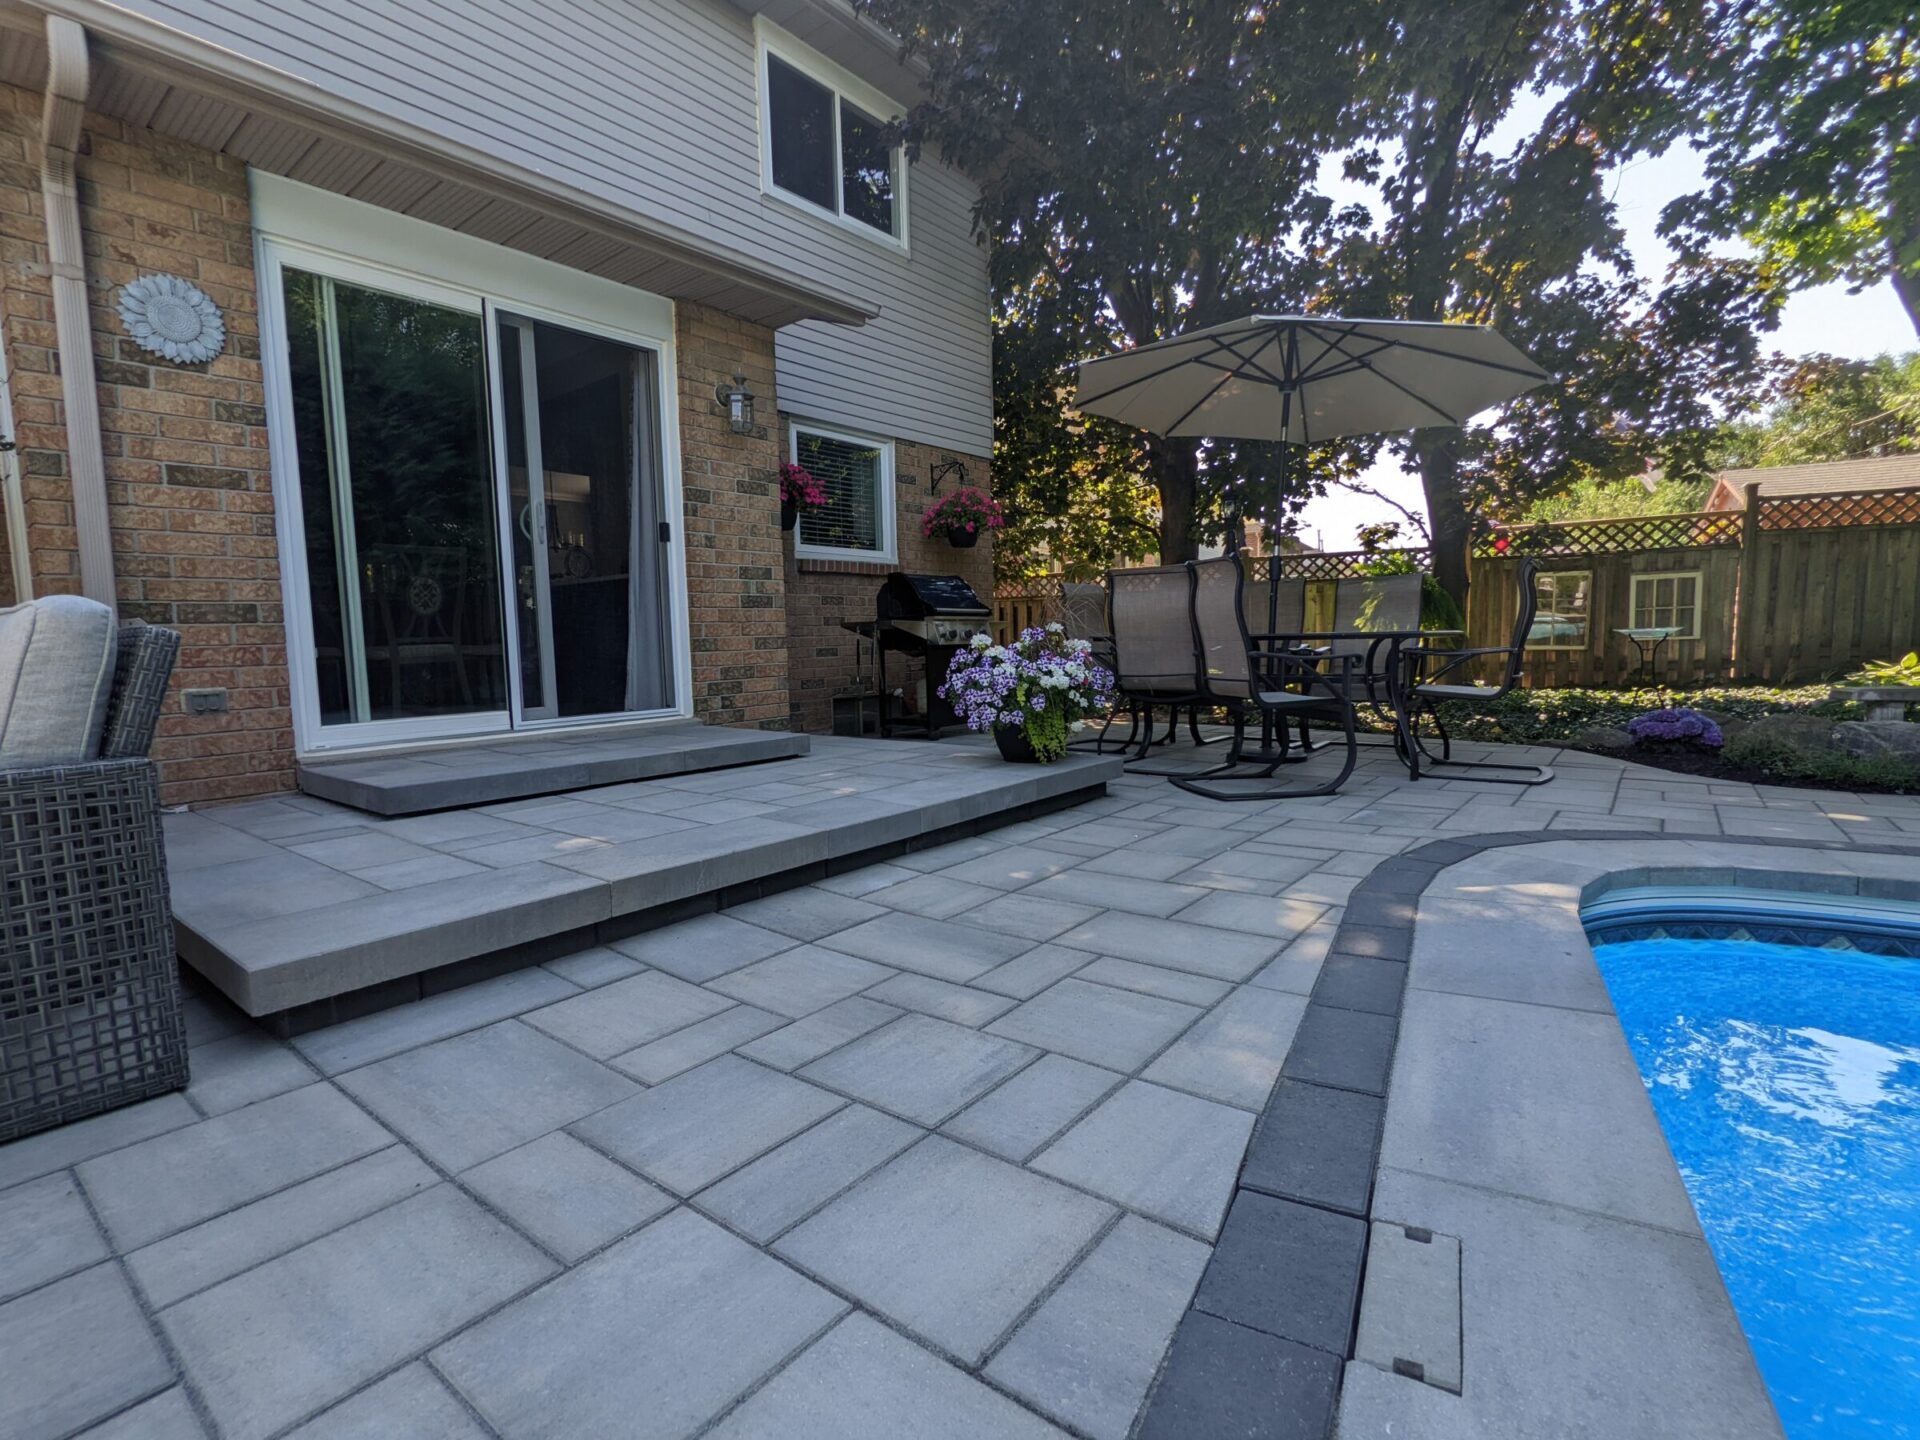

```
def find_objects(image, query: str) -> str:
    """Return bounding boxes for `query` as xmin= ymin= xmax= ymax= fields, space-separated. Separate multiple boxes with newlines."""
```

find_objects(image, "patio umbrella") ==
xmin=1072 ymin=313 xmax=1552 ymax=545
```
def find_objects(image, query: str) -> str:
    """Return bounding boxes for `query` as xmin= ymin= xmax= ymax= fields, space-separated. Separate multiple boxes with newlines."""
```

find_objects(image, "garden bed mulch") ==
xmin=1568 ymin=743 xmax=1920 ymax=797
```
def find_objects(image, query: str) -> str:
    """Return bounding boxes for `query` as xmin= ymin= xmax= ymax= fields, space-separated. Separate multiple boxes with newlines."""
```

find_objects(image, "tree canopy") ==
xmin=862 ymin=0 xmax=1792 ymax=598
xmin=1664 ymin=1 xmax=1920 ymax=335
xmin=859 ymin=0 xmax=1383 ymax=571
xmin=1710 ymin=351 xmax=1920 ymax=468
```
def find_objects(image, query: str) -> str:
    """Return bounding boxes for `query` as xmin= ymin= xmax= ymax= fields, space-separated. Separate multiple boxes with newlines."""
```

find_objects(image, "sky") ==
xmin=1286 ymin=140 xmax=1917 ymax=553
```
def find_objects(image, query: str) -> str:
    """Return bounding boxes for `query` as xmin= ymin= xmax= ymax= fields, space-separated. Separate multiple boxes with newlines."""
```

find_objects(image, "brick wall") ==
xmin=782 ymin=429 xmax=993 ymax=733
xmin=675 ymin=302 xmax=791 ymax=728
xmin=0 ymin=83 xmax=292 ymax=805
xmin=0 ymin=80 xmax=983 ymax=798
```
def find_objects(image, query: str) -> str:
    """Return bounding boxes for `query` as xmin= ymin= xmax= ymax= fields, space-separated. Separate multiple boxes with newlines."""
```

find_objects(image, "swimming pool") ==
xmin=1590 ymin=929 xmax=1920 ymax=1438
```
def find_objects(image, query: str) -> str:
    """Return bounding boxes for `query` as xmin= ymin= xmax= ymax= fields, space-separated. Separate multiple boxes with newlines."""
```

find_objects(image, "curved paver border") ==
xmin=1135 ymin=826 xmax=1920 ymax=1440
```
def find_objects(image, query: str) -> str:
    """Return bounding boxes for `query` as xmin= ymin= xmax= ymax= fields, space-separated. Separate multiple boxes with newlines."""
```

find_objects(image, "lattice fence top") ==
xmin=1757 ymin=486 xmax=1920 ymax=531
xmin=1474 ymin=511 xmax=1744 ymax=558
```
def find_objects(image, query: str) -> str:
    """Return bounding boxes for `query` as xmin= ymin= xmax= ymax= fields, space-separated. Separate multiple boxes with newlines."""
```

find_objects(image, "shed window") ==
xmin=1631 ymin=572 xmax=1701 ymax=639
xmin=1527 ymin=571 xmax=1591 ymax=650
xmin=762 ymin=48 xmax=903 ymax=241
xmin=793 ymin=423 xmax=895 ymax=561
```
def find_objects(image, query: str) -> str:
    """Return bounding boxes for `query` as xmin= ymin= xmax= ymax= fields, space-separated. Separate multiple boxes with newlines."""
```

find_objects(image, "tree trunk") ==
xmin=1150 ymin=439 xmax=1201 ymax=562
xmin=1417 ymin=433 xmax=1471 ymax=611
xmin=1892 ymin=259 xmax=1920 ymax=338
xmin=1889 ymin=140 xmax=1920 ymax=336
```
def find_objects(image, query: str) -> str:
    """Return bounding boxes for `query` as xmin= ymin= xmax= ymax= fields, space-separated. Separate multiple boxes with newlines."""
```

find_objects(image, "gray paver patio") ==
xmin=774 ymin=1135 xmax=1114 ymax=1362
xmin=9 ymin=735 xmax=1919 ymax=1437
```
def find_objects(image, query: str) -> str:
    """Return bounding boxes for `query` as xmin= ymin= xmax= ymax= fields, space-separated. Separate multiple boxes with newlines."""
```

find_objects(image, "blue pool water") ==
xmin=1592 ymin=936 xmax=1920 ymax=1437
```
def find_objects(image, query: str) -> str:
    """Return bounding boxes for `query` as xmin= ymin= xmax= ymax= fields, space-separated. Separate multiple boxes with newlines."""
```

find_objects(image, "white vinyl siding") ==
xmin=112 ymin=0 xmax=993 ymax=457
xmin=792 ymin=422 xmax=895 ymax=562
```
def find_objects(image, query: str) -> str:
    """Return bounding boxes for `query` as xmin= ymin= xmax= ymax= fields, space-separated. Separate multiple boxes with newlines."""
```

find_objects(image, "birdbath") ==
xmin=1615 ymin=627 xmax=1684 ymax=685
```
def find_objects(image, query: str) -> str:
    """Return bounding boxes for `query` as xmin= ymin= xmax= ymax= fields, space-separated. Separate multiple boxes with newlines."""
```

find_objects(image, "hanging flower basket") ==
xmin=941 ymin=625 xmax=1115 ymax=764
xmin=779 ymin=463 xmax=826 ymax=533
xmin=921 ymin=487 xmax=1004 ymax=548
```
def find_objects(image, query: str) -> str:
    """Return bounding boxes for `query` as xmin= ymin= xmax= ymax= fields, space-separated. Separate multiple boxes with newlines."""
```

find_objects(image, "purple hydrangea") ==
xmin=1626 ymin=707 xmax=1724 ymax=749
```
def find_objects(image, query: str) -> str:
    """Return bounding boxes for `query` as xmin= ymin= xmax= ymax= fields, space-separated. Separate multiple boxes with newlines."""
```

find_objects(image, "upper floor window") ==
xmin=760 ymin=36 xmax=906 ymax=245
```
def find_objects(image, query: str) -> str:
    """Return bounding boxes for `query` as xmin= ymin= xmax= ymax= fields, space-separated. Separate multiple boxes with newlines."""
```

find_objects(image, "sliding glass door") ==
xmin=489 ymin=311 xmax=675 ymax=723
xmin=273 ymin=259 xmax=678 ymax=749
xmin=282 ymin=269 xmax=508 ymax=729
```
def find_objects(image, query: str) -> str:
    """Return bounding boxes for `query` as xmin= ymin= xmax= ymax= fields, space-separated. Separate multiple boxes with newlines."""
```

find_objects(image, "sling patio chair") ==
xmin=1169 ymin=551 xmax=1362 ymax=801
xmin=1059 ymin=580 xmax=1129 ymax=753
xmin=1393 ymin=556 xmax=1555 ymax=785
xmin=1106 ymin=563 xmax=1224 ymax=771
xmin=1328 ymin=571 xmax=1424 ymax=724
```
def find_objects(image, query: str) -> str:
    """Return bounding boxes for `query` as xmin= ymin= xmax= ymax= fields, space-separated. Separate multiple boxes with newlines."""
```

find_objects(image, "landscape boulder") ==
xmin=1831 ymin=721 xmax=1920 ymax=764
xmin=1738 ymin=712 xmax=1841 ymax=752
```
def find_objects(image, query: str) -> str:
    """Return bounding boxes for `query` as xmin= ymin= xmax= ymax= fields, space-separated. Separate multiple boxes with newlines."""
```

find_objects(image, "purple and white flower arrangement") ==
xmin=1626 ymin=707 xmax=1724 ymax=750
xmin=940 ymin=624 xmax=1115 ymax=762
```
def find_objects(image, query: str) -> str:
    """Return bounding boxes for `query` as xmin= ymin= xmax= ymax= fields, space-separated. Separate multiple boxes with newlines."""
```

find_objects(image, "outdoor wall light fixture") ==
xmin=716 ymin=373 xmax=755 ymax=434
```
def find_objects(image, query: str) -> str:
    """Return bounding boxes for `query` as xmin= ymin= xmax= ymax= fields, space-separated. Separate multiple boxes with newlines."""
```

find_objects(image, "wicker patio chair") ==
xmin=1171 ymin=551 xmax=1360 ymax=801
xmin=2 ymin=621 xmax=187 ymax=1143
xmin=1395 ymin=557 xmax=1554 ymax=785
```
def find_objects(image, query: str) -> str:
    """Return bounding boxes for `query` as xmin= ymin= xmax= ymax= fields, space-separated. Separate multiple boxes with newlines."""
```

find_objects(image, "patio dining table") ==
xmin=1242 ymin=627 xmax=1465 ymax=772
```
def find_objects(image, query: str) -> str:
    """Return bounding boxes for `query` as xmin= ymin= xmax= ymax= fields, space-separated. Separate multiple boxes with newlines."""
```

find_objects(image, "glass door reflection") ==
xmin=490 ymin=310 xmax=674 ymax=722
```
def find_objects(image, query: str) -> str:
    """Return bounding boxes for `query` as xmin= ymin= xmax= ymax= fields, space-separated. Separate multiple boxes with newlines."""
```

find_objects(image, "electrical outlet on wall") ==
xmin=182 ymin=687 xmax=228 ymax=715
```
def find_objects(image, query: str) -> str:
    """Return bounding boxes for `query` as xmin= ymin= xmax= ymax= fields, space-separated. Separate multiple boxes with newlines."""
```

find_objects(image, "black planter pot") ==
xmin=993 ymin=724 xmax=1039 ymax=763
xmin=944 ymin=528 xmax=980 ymax=548
xmin=780 ymin=498 xmax=798 ymax=532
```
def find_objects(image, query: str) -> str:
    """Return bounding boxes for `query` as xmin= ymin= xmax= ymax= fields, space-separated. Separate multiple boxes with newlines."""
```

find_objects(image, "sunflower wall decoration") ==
xmin=117 ymin=274 xmax=226 ymax=365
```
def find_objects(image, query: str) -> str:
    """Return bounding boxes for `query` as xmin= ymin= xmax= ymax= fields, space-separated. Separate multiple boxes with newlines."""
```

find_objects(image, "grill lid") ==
xmin=877 ymin=572 xmax=989 ymax=619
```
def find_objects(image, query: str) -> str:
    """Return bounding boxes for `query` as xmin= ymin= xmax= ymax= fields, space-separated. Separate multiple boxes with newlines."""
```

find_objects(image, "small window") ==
xmin=1631 ymin=571 xmax=1701 ymax=639
xmin=1528 ymin=571 xmax=1591 ymax=650
xmin=793 ymin=423 xmax=895 ymax=561
xmin=761 ymin=38 xmax=905 ymax=242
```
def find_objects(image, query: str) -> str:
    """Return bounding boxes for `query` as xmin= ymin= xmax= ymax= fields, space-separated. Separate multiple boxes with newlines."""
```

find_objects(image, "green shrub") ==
xmin=1428 ymin=684 xmax=1850 ymax=744
xmin=1720 ymin=731 xmax=1920 ymax=792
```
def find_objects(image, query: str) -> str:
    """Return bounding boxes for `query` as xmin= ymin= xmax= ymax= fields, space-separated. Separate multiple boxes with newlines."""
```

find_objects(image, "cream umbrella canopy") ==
xmin=1074 ymin=313 xmax=1551 ymax=444
xmin=1073 ymin=313 xmax=1552 ymax=550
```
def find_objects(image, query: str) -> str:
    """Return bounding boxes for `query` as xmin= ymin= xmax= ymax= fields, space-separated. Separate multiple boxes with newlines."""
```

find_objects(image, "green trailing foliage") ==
xmin=1842 ymin=652 xmax=1920 ymax=688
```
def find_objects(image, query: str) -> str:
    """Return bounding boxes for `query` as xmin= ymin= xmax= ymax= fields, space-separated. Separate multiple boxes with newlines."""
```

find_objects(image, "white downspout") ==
xmin=40 ymin=15 xmax=113 ymax=608
xmin=0 ymin=317 xmax=30 ymax=602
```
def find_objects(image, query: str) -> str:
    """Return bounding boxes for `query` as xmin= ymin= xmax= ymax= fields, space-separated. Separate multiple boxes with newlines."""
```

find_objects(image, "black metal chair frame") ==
xmin=1393 ymin=557 xmax=1555 ymax=785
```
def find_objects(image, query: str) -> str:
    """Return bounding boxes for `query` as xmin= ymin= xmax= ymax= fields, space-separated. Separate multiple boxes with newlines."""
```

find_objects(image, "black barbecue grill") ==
xmin=875 ymin=573 xmax=993 ymax=737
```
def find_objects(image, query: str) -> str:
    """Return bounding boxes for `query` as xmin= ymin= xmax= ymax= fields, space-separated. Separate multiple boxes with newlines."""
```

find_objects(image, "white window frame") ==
xmin=790 ymin=419 xmax=897 ymax=564
xmin=1527 ymin=569 xmax=1593 ymax=651
xmin=755 ymin=18 xmax=911 ymax=253
xmin=251 ymin=173 xmax=694 ymax=756
xmin=1629 ymin=570 xmax=1703 ymax=641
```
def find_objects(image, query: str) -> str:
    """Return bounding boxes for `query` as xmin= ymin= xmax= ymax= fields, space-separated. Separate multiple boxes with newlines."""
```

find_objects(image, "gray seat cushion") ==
xmin=0 ymin=595 xmax=118 ymax=765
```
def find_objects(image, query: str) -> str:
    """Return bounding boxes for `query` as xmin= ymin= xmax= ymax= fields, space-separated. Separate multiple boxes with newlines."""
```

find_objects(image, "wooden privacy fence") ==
xmin=996 ymin=483 xmax=1920 ymax=686
xmin=1471 ymin=483 xmax=1920 ymax=687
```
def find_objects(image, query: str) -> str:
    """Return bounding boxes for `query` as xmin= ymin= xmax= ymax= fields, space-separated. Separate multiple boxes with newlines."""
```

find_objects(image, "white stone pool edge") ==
xmin=1337 ymin=838 xmax=1920 ymax=1439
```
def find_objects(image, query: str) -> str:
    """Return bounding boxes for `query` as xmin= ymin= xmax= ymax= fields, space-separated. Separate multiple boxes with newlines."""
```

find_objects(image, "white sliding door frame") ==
xmin=253 ymin=174 xmax=692 ymax=757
